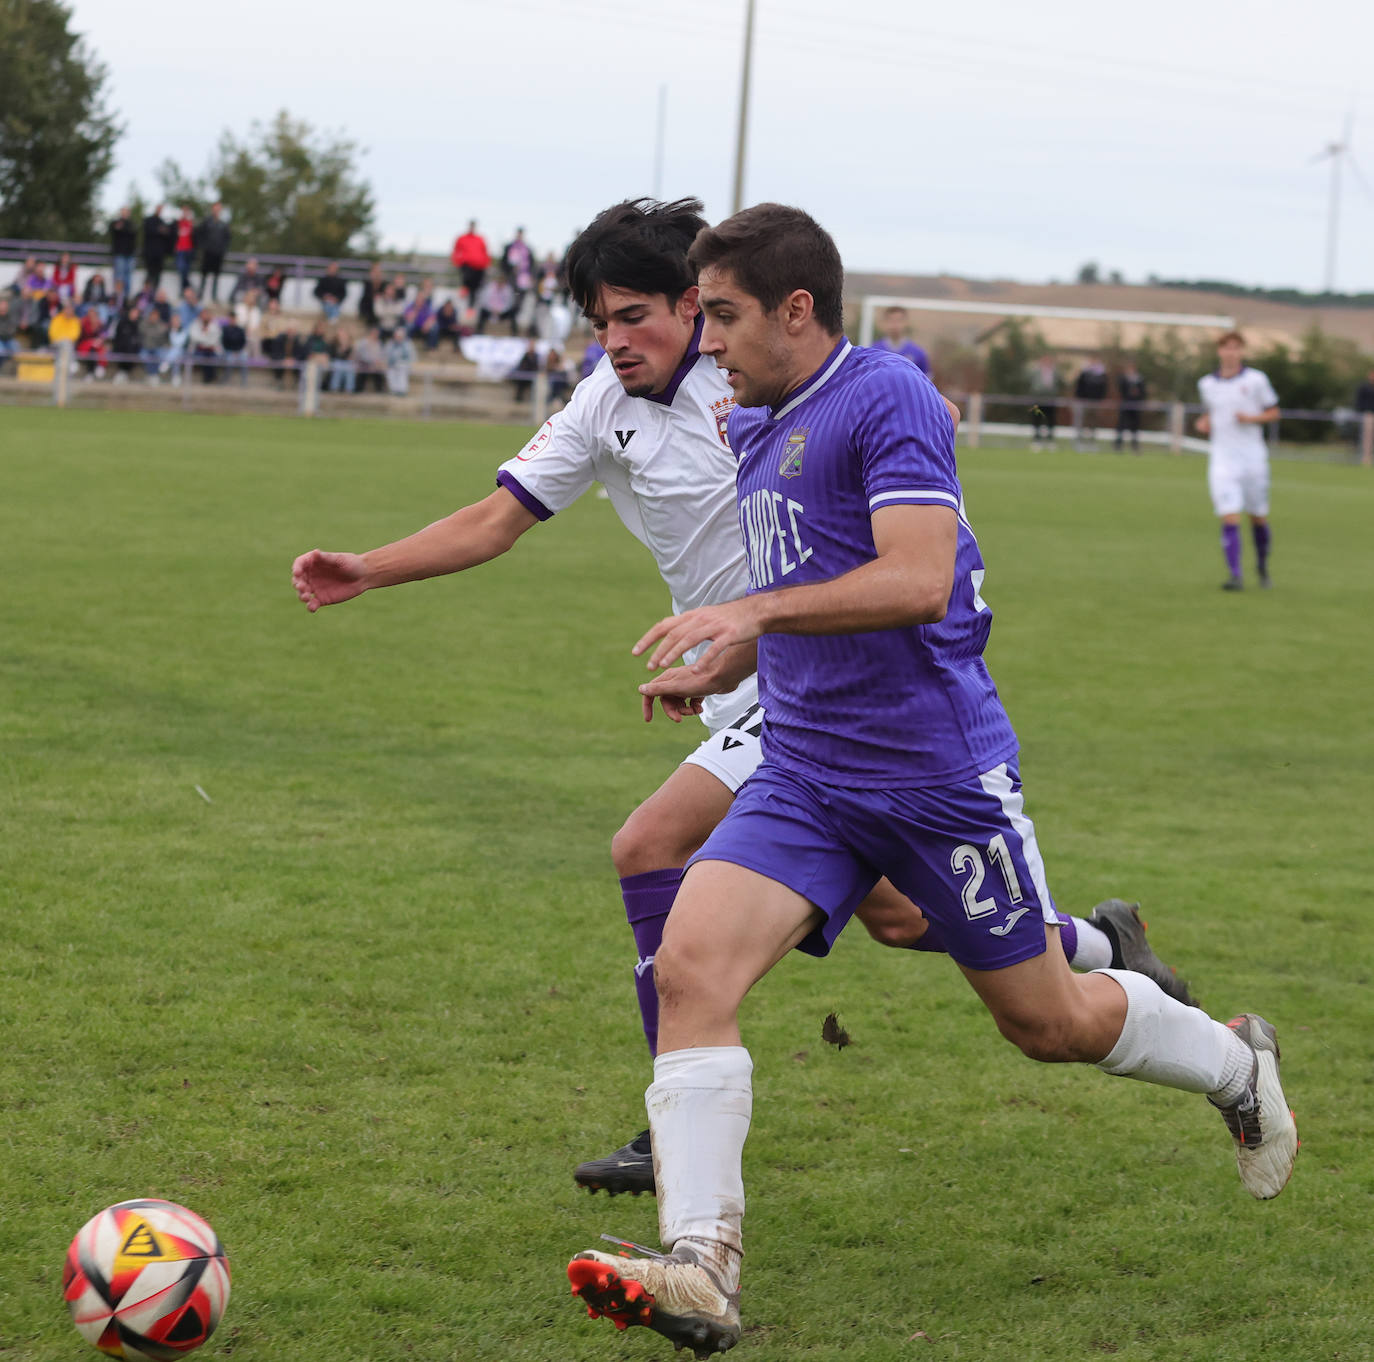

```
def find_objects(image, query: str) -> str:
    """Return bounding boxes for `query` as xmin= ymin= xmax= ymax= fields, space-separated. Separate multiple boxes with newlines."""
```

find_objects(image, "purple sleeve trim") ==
xmin=496 ymin=469 xmax=554 ymax=521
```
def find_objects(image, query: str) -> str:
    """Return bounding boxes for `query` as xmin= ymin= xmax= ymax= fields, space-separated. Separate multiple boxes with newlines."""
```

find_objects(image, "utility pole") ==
xmin=653 ymin=84 xmax=667 ymax=198
xmin=1323 ymin=144 xmax=1342 ymax=294
xmin=731 ymin=0 xmax=756 ymax=214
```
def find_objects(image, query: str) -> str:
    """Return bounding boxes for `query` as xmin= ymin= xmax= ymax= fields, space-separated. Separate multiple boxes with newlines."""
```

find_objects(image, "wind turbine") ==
xmin=1311 ymin=113 xmax=1371 ymax=294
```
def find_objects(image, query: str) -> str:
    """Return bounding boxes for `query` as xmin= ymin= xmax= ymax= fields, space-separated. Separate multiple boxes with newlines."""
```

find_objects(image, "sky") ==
xmin=69 ymin=0 xmax=1374 ymax=293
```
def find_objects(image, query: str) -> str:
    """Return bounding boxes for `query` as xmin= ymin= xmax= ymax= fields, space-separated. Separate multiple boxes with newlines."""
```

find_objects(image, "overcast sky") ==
xmin=70 ymin=0 xmax=1374 ymax=292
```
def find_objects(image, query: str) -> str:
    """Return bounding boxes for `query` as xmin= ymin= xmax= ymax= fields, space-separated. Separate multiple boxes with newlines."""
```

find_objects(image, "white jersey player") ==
xmin=1195 ymin=331 xmax=1280 ymax=590
xmin=290 ymin=197 xmax=1193 ymax=1201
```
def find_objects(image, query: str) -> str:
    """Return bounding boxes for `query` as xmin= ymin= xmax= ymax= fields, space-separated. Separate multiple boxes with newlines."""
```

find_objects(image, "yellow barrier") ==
xmin=16 ymin=353 xmax=55 ymax=383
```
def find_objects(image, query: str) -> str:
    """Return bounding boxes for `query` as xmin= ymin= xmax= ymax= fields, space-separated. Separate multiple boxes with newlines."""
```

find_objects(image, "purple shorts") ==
xmin=686 ymin=759 xmax=1058 ymax=970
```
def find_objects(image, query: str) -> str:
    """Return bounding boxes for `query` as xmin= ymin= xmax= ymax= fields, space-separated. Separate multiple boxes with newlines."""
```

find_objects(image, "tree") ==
xmin=982 ymin=318 xmax=1044 ymax=395
xmin=1076 ymin=261 xmax=1100 ymax=285
xmin=158 ymin=111 xmax=377 ymax=258
xmin=0 ymin=0 xmax=121 ymax=239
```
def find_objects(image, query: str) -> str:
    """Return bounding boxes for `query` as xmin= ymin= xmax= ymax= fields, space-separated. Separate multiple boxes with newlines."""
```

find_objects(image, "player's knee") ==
xmin=860 ymin=910 xmax=926 ymax=950
xmin=611 ymin=805 xmax=702 ymax=878
xmin=992 ymin=1009 xmax=1083 ymax=1064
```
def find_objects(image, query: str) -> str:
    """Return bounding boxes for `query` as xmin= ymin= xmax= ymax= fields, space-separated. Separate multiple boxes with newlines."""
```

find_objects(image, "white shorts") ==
xmin=1208 ymin=459 xmax=1269 ymax=517
xmin=681 ymin=701 xmax=765 ymax=794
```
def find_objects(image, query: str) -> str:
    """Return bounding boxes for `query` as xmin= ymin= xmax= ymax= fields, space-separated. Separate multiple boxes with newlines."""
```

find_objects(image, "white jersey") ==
xmin=496 ymin=327 xmax=757 ymax=732
xmin=1198 ymin=366 xmax=1279 ymax=465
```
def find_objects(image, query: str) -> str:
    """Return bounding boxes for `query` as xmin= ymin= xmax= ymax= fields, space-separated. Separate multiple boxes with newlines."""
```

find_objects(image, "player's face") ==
xmin=697 ymin=266 xmax=794 ymax=408
xmin=881 ymin=309 xmax=907 ymax=341
xmin=1217 ymin=339 xmax=1244 ymax=374
xmin=586 ymin=285 xmax=699 ymax=398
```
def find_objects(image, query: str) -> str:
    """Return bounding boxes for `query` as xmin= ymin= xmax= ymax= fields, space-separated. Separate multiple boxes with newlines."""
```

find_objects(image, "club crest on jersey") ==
xmin=518 ymin=420 xmax=554 ymax=460
xmin=779 ymin=427 xmax=808 ymax=479
xmin=710 ymin=396 xmax=736 ymax=449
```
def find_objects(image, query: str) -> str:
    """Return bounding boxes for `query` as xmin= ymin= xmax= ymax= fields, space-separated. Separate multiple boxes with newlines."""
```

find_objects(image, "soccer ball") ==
xmin=63 ymin=1199 xmax=231 ymax=1360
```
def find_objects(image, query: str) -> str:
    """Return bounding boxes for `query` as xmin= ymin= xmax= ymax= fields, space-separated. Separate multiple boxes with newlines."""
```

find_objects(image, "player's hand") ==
xmin=1233 ymin=411 xmax=1254 ymax=425
xmin=637 ymin=667 xmax=707 ymax=724
xmin=1194 ymin=413 xmax=1211 ymax=435
xmin=633 ymin=597 xmax=764 ymax=674
xmin=291 ymin=549 xmax=370 ymax=612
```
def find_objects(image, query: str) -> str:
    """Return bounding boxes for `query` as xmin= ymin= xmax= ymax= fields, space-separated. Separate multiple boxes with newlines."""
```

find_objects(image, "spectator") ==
xmin=533 ymin=253 xmax=563 ymax=337
xmin=0 ymin=297 xmax=17 ymax=372
xmin=177 ymin=286 xmax=201 ymax=331
xmin=358 ymin=262 xmax=386 ymax=328
xmin=544 ymin=346 xmax=570 ymax=404
xmin=385 ymin=325 xmax=415 ymax=395
xmin=76 ymin=308 xmax=111 ymax=379
xmin=109 ymin=206 xmax=138 ymax=298
xmin=430 ymin=297 xmax=463 ymax=350
xmin=509 ymin=338 xmax=541 ymax=402
xmin=165 ymin=313 xmax=190 ymax=384
xmin=142 ymin=205 xmax=173 ymax=290
xmin=1355 ymin=366 xmax=1374 ymax=458
xmin=502 ymin=227 xmax=535 ymax=330
xmin=404 ymin=283 xmax=436 ymax=344
xmin=230 ymin=256 xmax=263 ymax=303
xmin=138 ymin=305 xmax=172 ymax=380
xmin=111 ymin=305 xmax=142 ymax=382
xmin=373 ymin=283 xmax=403 ymax=336
xmin=188 ymin=307 xmax=223 ymax=382
xmin=302 ymin=318 xmax=331 ymax=357
xmin=390 ymin=272 xmax=410 ymax=305
xmin=263 ymin=315 xmax=297 ymax=387
xmin=198 ymin=202 xmax=232 ymax=300
xmin=47 ymin=297 xmax=81 ymax=350
xmin=220 ymin=308 xmax=249 ymax=385
xmin=451 ymin=219 xmax=490 ymax=312
xmin=1028 ymin=354 xmax=1059 ymax=450
xmin=173 ymin=205 xmax=196 ymax=293
xmin=233 ymin=288 xmax=263 ymax=358
xmin=1073 ymin=355 xmax=1109 ymax=449
xmin=872 ymin=304 xmax=930 ymax=374
xmin=328 ymin=324 xmax=357 ymax=393
xmin=27 ymin=287 xmax=59 ymax=347
xmin=52 ymin=252 xmax=78 ymax=300
xmin=1356 ymin=366 xmax=1374 ymax=415
xmin=150 ymin=286 xmax=173 ymax=324
xmin=81 ymin=273 xmax=113 ymax=324
xmin=262 ymin=265 xmax=286 ymax=306
xmin=314 ymin=262 xmax=348 ymax=320
xmin=580 ymin=338 xmax=606 ymax=381
xmin=353 ymin=326 xmax=385 ymax=392
xmin=1115 ymin=362 xmax=1147 ymax=453
xmin=476 ymin=275 xmax=514 ymax=335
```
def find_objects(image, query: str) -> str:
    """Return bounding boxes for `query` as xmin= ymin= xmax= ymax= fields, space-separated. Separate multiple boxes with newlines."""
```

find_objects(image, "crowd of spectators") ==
xmin=0 ymin=213 xmax=588 ymax=402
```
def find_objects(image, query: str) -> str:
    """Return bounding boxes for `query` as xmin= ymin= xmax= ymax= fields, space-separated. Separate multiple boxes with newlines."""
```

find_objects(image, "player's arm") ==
xmin=292 ymin=486 xmax=538 ymax=613
xmin=634 ymin=504 xmax=956 ymax=672
xmin=1236 ymin=405 xmax=1280 ymax=426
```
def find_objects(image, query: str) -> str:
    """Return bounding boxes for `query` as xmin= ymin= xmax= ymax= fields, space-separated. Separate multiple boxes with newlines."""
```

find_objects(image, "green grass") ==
xmin=2 ymin=407 xmax=1372 ymax=1362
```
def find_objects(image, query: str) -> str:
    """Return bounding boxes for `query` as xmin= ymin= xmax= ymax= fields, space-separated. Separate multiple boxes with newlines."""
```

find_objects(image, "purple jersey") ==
xmin=728 ymin=341 xmax=1017 ymax=787
xmin=872 ymin=336 xmax=930 ymax=375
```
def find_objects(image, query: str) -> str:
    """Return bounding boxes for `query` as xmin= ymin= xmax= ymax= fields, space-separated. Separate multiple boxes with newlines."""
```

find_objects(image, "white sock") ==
xmin=648 ymin=1045 xmax=752 ymax=1289
xmin=1067 ymin=917 xmax=1114 ymax=971
xmin=1094 ymin=967 xmax=1249 ymax=1095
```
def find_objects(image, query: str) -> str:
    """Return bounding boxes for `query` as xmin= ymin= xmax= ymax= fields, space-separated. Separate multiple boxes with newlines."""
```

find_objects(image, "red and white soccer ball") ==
xmin=63 ymin=1199 xmax=231 ymax=1360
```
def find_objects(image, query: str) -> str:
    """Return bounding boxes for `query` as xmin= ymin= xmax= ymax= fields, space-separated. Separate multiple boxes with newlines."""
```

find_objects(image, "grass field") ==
xmin=3 ymin=407 xmax=1374 ymax=1362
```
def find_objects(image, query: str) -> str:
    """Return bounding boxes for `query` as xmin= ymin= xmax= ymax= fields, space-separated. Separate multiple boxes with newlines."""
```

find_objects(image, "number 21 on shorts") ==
xmin=951 ymin=834 xmax=1024 ymax=919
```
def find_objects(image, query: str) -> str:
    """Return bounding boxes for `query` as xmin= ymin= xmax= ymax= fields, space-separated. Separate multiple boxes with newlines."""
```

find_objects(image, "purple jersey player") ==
xmin=567 ymin=204 xmax=1298 ymax=1357
xmin=872 ymin=303 xmax=929 ymax=374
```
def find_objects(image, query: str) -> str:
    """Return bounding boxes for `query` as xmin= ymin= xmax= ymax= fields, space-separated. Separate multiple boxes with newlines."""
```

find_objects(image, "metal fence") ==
xmin=948 ymin=392 xmax=1374 ymax=464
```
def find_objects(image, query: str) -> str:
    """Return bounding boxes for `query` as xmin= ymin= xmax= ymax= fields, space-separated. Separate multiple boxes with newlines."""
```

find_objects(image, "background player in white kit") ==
xmin=1195 ymin=331 xmax=1280 ymax=590
xmin=291 ymin=198 xmax=1192 ymax=1199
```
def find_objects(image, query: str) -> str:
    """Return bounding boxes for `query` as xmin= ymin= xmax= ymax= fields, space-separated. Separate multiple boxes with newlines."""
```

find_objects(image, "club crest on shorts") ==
xmin=779 ymin=427 xmax=808 ymax=479
xmin=711 ymin=396 xmax=736 ymax=449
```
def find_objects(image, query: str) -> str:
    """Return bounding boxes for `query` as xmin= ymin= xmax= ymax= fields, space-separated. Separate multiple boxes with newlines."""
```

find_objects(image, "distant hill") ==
xmin=844 ymin=272 xmax=1374 ymax=351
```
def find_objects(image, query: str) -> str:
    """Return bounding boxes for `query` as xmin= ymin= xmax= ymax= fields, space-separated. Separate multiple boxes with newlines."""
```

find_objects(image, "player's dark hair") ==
xmin=688 ymin=203 xmax=844 ymax=335
xmin=564 ymin=198 xmax=707 ymax=315
xmin=1217 ymin=329 xmax=1246 ymax=347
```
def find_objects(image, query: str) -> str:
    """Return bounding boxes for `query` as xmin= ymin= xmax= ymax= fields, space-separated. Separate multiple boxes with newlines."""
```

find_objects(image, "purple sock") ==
xmin=1221 ymin=523 xmax=1242 ymax=580
xmin=620 ymin=868 xmax=682 ymax=1057
xmin=1054 ymin=910 xmax=1077 ymax=962
xmin=1252 ymin=521 xmax=1271 ymax=575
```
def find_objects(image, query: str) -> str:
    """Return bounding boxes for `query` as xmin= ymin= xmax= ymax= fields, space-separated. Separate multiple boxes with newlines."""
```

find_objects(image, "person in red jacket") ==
xmin=174 ymin=206 xmax=196 ymax=294
xmin=450 ymin=220 xmax=490 ymax=316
